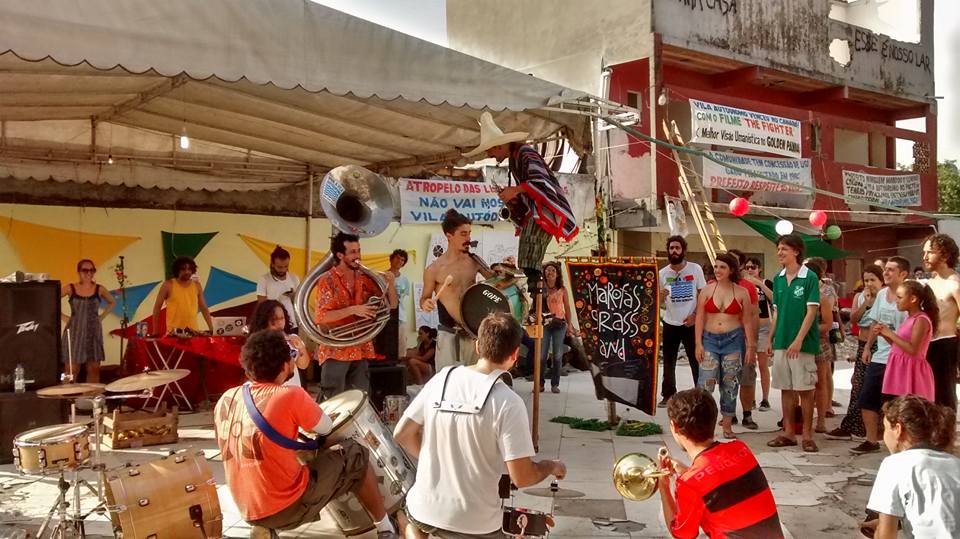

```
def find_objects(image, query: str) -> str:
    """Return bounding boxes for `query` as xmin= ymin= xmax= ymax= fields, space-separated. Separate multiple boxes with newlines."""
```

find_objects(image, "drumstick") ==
xmin=436 ymin=275 xmax=454 ymax=297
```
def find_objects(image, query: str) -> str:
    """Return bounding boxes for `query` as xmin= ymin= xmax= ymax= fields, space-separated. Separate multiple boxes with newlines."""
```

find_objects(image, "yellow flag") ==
xmin=238 ymin=234 xmax=399 ymax=276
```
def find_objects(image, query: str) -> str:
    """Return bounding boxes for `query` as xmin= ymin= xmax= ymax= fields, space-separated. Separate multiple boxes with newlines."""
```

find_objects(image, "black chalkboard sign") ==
xmin=566 ymin=258 xmax=660 ymax=415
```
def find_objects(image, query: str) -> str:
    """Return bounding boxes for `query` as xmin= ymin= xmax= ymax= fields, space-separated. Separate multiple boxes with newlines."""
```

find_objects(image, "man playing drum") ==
xmin=395 ymin=312 xmax=566 ymax=538
xmin=421 ymin=209 xmax=494 ymax=368
xmin=214 ymin=330 xmax=398 ymax=538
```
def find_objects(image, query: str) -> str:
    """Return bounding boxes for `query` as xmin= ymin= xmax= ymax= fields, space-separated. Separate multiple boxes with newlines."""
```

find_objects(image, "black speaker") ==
xmin=0 ymin=282 xmax=62 ymax=392
xmin=368 ymin=363 xmax=406 ymax=412
xmin=0 ymin=391 xmax=68 ymax=464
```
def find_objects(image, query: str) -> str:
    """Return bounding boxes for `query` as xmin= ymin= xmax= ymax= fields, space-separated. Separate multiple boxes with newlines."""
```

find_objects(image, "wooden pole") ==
xmin=530 ymin=279 xmax=544 ymax=452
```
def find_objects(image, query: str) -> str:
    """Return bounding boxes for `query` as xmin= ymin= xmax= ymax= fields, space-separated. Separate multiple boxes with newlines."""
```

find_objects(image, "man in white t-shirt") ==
xmin=658 ymin=235 xmax=707 ymax=407
xmin=256 ymin=246 xmax=301 ymax=330
xmin=394 ymin=312 xmax=566 ymax=538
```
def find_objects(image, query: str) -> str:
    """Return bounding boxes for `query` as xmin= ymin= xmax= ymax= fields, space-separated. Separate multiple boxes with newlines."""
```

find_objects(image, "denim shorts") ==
xmin=698 ymin=327 xmax=745 ymax=417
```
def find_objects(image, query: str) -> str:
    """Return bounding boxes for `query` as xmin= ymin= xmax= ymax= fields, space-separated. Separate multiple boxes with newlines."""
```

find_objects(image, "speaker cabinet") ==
xmin=0 ymin=391 xmax=68 ymax=464
xmin=0 ymin=282 xmax=62 ymax=392
xmin=368 ymin=363 xmax=406 ymax=413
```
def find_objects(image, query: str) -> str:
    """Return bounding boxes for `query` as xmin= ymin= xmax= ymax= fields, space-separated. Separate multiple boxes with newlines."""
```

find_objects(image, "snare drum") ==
xmin=461 ymin=277 xmax=528 ymax=337
xmin=321 ymin=390 xmax=416 ymax=535
xmin=12 ymin=423 xmax=90 ymax=475
xmin=104 ymin=449 xmax=221 ymax=539
xmin=503 ymin=507 xmax=549 ymax=538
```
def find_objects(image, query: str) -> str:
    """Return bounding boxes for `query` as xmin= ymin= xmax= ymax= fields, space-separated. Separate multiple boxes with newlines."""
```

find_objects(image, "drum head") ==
xmin=15 ymin=423 xmax=88 ymax=445
xmin=322 ymin=390 xmax=367 ymax=432
xmin=461 ymin=283 xmax=511 ymax=337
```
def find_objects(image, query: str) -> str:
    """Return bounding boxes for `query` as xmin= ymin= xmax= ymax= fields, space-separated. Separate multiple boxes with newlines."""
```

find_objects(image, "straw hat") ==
xmin=463 ymin=112 xmax=529 ymax=158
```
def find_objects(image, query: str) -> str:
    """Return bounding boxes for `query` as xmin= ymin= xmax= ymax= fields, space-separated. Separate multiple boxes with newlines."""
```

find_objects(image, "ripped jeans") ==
xmin=698 ymin=327 xmax=745 ymax=417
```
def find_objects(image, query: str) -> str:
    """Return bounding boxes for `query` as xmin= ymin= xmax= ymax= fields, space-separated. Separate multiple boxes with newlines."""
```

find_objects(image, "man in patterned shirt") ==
xmin=315 ymin=232 xmax=396 ymax=401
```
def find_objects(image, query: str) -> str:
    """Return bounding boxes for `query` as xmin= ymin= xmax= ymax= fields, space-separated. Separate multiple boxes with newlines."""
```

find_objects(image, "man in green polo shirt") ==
xmin=767 ymin=233 xmax=821 ymax=452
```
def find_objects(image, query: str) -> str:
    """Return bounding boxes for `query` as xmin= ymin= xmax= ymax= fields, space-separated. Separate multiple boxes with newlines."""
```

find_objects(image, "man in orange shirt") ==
xmin=214 ymin=330 xmax=397 ymax=538
xmin=315 ymin=232 xmax=396 ymax=401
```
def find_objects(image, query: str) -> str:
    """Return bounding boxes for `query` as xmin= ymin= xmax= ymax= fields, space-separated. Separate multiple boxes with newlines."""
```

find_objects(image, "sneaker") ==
xmin=758 ymin=400 xmax=771 ymax=412
xmin=551 ymin=386 xmax=561 ymax=394
xmin=657 ymin=398 xmax=669 ymax=408
xmin=742 ymin=416 xmax=759 ymax=430
xmin=825 ymin=427 xmax=852 ymax=440
xmin=850 ymin=441 xmax=881 ymax=455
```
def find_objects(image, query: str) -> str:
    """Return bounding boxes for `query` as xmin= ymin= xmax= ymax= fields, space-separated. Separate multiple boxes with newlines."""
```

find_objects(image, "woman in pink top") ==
xmin=876 ymin=281 xmax=938 ymax=400
xmin=542 ymin=261 xmax=573 ymax=393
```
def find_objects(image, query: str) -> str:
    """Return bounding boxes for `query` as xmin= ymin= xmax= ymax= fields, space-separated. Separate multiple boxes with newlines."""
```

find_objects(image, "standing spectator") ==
xmin=250 ymin=300 xmax=310 ymax=388
xmin=827 ymin=265 xmax=884 ymax=440
xmin=863 ymin=395 xmax=959 ymax=539
xmin=920 ymin=233 xmax=960 ymax=411
xmin=542 ymin=261 xmax=573 ymax=394
xmin=694 ymin=253 xmax=755 ymax=439
xmin=151 ymin=256 xmax=213 ymax=335
xmin=766 ymin=234 xmax=821 ymax=453
xmin=388 ymin=249 xmax=412 ymax=358
xmin=852 ymin=257 xmax=910 ymax=455
xmin=256 ymin=246 xmax=300 ymax=331
xmin=878 ymin=281 xmax=938 ymax=400
xmin=726 ymin=249 xmax=760 ymax=428
xmin=804 ymin=257 xmax=837 ymax=434
xmin=61 ymin=259 xmax=116 ymax=383
xmin=658 ymin=235 xmax=707 ymax=407
xmin=741 ymin=257 xmax=774 ymax=413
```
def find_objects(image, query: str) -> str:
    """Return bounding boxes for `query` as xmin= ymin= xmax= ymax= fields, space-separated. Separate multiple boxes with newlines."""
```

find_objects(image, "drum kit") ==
xmin=10 ymin=368 xmax=222 ymax=539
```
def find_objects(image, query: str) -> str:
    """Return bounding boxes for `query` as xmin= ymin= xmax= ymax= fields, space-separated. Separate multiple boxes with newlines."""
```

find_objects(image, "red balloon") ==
xmin=729 ymin=197 xmax=750 ymax=217
xmin=809 ymin=210 xmax=827 ymax=227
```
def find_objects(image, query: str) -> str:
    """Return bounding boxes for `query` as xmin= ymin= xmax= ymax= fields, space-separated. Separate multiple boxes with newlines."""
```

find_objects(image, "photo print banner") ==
xmin=566 ymin=258 xmax=660 ymax=415
xmin=702 ymin=151 xmax=812 ymax=193
xmin=842 ymin=170 xmax=921 ymax=207
xmin=690 ymin=99 xmax=802 ymax=158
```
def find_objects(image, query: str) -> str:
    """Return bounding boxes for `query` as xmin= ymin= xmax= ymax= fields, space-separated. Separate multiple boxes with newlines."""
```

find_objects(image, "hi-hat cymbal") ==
xmin=105 ymin=369 xmax=190 ymax=392
xmin=523 ymin=486 xmax=585 ymax=499
xmin=37 ymin=383 xmax=106 ymax=399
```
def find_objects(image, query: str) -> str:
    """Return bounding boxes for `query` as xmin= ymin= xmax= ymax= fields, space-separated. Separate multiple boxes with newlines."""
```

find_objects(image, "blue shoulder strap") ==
xmin=242 ymin=383 xmax=318 ymax=451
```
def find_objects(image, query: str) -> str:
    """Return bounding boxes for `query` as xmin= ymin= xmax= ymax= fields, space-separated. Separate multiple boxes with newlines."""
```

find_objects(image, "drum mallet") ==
xmin=436 ymin=275 xmax=454 ymax=297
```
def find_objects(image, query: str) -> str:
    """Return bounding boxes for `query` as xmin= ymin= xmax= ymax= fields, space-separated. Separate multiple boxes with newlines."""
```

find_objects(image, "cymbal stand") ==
xmin=37 ymin=469 xmax=85 ymax=539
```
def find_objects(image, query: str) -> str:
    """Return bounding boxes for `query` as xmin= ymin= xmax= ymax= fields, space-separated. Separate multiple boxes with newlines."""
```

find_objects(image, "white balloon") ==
xmin=775 ymin=219 xmax=794 ymax=235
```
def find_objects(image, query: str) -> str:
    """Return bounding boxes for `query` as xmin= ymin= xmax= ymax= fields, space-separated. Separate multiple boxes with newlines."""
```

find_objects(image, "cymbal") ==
xmin=37 ymin=383 xmax=106 ymax=399
xmin=523 ymin=486 xmax=585 ymax=499
xmin=105 ymin=369 xmax=190 ymax=392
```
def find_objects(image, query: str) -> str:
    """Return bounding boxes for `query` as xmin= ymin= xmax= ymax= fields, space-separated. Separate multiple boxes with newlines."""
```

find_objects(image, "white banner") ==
xmin=413 ymin=282 xmax=438 ymax=329
xmin=842 ymin=170 xmax=921 ymax=207
xmin=689 ymin=99 xmax=802 ymax=158
xmin=702 ymin=151 xmax=812 ymax=193
xmin=663 ymin=194 xmax=689 ymax=237
xmin=399 ymin=178 xmax=505 ymax=224
xmin=425 ymin=231 xmax=518 ymax=269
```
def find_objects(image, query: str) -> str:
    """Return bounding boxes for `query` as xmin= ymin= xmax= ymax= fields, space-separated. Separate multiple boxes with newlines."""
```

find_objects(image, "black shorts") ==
xmin=858 ymin=362 xmax=890 ymax=412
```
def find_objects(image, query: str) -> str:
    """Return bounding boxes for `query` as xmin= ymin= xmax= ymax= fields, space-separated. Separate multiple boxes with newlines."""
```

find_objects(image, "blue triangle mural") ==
xmin=110 ymin=281 xmax=160 ymax=320
xmin=204 ymin=266 xmax=257 ymax=307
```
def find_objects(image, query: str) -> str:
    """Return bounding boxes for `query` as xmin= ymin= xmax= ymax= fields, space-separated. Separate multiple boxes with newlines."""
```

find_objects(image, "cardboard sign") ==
xmin=690 ymin=99 xmax=802 ymax=158
xmin=566 ymin=259 xmax=660 ymax=415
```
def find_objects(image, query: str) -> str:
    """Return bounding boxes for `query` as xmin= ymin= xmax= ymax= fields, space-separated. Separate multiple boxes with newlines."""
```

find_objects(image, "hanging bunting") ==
xmin=204 ymin=266 xmax=257 ymax=307
xmin=3 ymin=217 xmax=139 ymax=283
xmin=161 ymin=231 xmax=217 ymax=278
xmin=110 ymin=281 xmax=160 ymax=319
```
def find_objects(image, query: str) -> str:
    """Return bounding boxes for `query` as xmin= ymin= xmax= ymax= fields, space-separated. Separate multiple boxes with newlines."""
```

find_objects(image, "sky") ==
xmin=314 ymin=0 xmax=958 ymax=164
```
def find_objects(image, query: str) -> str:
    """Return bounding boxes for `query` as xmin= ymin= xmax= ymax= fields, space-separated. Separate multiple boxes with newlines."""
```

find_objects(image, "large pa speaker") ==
xmin=0 ymin=391 xmax=68 ymax=464
xmin=0 ymin=282 xmax=61 ymax=392
xmin=368 ymin=362 xmax=406 ymax=413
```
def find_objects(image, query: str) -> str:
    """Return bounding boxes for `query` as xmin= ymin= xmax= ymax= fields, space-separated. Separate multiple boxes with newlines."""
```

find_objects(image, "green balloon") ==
xmin=825 ymin=225 xmax=842 ymax=240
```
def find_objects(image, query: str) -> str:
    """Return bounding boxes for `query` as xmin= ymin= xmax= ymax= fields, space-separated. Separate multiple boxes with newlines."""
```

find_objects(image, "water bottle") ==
xmin=829 ymin=321 xmax=843 ymax=344
xmin=14 ymin=364 xmax=25 ymax=393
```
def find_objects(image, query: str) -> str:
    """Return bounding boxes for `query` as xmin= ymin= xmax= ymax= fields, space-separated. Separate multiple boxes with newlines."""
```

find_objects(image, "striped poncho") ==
xmin=508 ymin=144 xmax=579 ymax=241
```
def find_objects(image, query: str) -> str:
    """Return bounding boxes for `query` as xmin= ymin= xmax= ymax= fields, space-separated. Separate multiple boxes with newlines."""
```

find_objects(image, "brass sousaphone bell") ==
xmin=612 ymin=449 xmax=672 ymax=501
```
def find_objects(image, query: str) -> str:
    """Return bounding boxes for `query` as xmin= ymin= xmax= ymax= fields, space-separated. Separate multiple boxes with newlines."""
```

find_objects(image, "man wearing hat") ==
xmin=464 ymin=112 xmax=579 ymax=283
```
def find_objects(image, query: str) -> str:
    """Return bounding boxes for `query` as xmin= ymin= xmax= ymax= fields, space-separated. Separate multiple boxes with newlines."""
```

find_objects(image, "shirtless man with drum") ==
xmin=921 ymin=233 xmax=960 ymax=410
xmin=421 ymin=209 xmax=494 ymax=369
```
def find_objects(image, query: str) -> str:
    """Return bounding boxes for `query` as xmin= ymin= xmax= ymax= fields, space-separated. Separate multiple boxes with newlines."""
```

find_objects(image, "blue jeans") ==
xmin=698 ymin=327 xmax=745 ymax=417
xmin=540 ymin=321 xmax=567 ymax=388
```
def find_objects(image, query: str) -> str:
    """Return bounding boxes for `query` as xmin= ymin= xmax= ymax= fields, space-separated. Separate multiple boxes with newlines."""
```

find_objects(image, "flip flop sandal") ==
xmin=723 ymin=431 xmax=738 ymax=440
xmin=802 ymin=440 xmax=819 ymax=453
xmin=767 ymin=436 xmax=798 ymax=447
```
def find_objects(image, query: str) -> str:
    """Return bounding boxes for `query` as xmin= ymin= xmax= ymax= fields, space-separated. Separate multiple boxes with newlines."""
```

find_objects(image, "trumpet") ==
xmin=612 ymin=447 xmax=672 ymax=501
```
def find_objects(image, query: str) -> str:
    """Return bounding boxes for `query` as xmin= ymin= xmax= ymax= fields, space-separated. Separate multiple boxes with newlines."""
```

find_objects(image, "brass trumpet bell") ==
xmin=612 ymin=452 xmax=670 ymax=501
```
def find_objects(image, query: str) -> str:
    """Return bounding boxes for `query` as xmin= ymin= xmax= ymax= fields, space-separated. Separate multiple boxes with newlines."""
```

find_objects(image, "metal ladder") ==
xmin=662 ymin=120 xmax=726 ymax=265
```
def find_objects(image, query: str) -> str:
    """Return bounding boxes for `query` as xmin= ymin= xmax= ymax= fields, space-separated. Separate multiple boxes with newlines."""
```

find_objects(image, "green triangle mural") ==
xmin=161 ymin=231 xmax=218 ymax=278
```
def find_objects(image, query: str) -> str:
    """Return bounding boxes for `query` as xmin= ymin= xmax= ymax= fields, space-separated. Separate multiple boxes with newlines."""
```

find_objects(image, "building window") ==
xmin=627 ymin=91 xmax=641 ymax=109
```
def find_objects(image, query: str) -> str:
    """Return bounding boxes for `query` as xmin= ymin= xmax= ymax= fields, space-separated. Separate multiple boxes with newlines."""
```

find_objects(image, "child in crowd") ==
xmin=876 ymin=281 xmax=938 ymax=400
xmin=657 ymin=388 xmax=783 ymax=538
xmin=865 ymin=395 xmax=960 ymax=538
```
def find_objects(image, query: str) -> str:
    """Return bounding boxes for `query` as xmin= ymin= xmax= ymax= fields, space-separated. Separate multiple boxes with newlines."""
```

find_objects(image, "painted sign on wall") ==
xmin=702 ymin=151 xmax=812 ymax=193
xmin=842 ymin=170 xmax=921 ymax=207
xmin=399 ymin=178 xmax=506 ymax=224
xmin=689 ymin=99 xmax=802 ymax=159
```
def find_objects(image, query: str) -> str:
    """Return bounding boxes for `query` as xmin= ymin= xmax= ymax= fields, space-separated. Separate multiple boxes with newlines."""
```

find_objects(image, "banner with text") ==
xmin=690 ymin=99 xmax=802 ymax=159
xmin=399 ymin=178 xmax=506 ymax=224
xmin=566 ymin=259 xmax=660 ymax=415
xmin=842 ymin=170 xmax=921 ymax=207
xmin=702 ymin=151 xmax=812 ymax=193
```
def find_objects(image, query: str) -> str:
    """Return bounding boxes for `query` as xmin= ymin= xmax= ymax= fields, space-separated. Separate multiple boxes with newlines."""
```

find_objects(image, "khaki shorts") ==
xmin=771 ymin=349 xmax=817 ymax=391
xmin=436 ymin=328 xmax=478 ymax=369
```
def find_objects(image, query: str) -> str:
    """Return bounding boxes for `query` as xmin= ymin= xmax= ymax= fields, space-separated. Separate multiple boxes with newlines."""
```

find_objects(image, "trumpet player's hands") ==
xmin=421 ymin=297 xmax=437 ymax=313
xmin=349 ymin=304 xmax=378 ymax=319
xmin=498 ymin=186 xmax=524 ymax=202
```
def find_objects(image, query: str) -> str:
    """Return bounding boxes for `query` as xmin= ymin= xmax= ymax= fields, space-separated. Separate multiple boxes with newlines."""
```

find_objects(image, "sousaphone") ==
xmin=294 ymin=165 xmax=394 ymax=348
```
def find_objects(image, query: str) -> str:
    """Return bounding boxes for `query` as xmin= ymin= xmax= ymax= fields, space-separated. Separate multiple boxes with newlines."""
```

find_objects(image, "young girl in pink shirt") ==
xmin=875 ymin=281 xmax=938 ymax=400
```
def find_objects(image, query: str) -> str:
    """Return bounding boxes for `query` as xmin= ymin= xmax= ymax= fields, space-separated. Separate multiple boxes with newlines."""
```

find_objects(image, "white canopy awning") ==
xmin=0 ymin=0 xmax=589 ymax=195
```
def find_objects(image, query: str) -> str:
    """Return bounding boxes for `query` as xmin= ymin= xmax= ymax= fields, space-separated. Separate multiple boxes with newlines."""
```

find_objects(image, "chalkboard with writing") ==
xmin=566 ymin=258 xmax=660 ymax=415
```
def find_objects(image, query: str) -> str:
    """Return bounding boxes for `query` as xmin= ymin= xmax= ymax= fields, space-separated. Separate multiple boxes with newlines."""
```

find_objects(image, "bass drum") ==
xmin=461 ymin=277 xmax=527 ymax=337
xmin=104 ymin=448 xmax=222 ymax=539
xmin=320 ymin=390 xmax=416 ymax=536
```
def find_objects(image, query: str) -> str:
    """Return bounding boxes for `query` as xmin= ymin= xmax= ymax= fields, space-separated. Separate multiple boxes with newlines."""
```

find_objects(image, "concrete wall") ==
xmin=653 ymin=0 xmax=934 ymax=98
xmin=445 ymin=0 xmax=654 ymax=94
